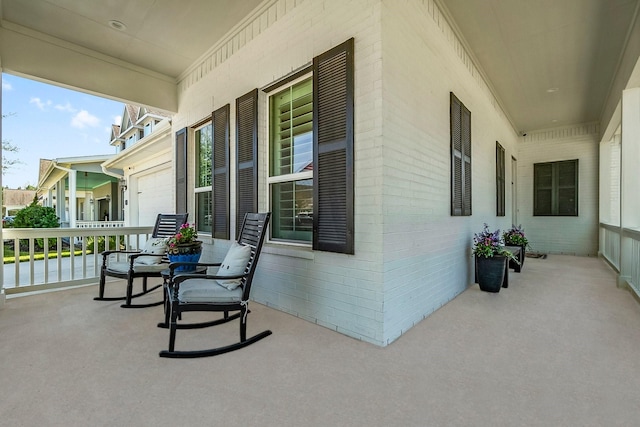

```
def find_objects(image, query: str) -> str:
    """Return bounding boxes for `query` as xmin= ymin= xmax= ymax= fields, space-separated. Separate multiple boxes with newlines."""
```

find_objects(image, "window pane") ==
xmin=535 ymin=189 xmax=552 ymax=215
xmin=558 ymin=188 xmax=577 ymax=215
xmin=196 ymin=191 xmax=212 ymax=233
xmin=271 ymin=179 xmax=313 ymax=242
xmin=196 ymin=125 xmax=212 ymax=187
xmin=534 ymin=163 xmax=552 ymax=187
xmin=270 ymin=79 xmax=313 ymax=177
xmin=558 ymin=161 xmax=576 ymax=186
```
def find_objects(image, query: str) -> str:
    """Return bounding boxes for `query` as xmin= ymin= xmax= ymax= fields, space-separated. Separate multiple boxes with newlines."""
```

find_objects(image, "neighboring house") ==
xmin=102 ymin=105 xmax=172 ymax=226
xmin=37 ymin=157 xmax=122 ymax=227
xmin=3 ymin=189 xmax=36 ymax=216
xmin=1 ymin=0 xmax=639 ymax=347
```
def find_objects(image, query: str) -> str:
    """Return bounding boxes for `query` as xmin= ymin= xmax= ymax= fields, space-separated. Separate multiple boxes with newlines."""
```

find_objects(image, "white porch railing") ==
xmin=599 ymin=223 xmax=640 ymax=298
xmin=621 ymin=227 xmax=640 ymax=297
xmin=77 ymin=221 xmax=125 ymax=228
xmin=2 ymin=226 xmax=154 ymax=295
xmin=599 ymin=223 xmax=620 ymax=270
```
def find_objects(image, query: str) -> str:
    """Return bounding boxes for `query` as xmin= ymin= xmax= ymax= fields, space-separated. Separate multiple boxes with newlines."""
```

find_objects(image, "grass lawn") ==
xmin=3 ymin=247 xmax=92 ymax=264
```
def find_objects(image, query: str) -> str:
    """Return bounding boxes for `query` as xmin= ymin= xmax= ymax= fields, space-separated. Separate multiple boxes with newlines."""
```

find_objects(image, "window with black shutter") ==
xmin=175 ymin=127 xmax=188 ymax=214
xmin=212 ymin=105 xmax=230 ymax=239
xmin=496 ymin=142 xmax=505 ymax=217
xmin=266 ymin=38 xmax=354 ymax=254
xmin=534 ymin=160 xmax=578 ymax=216
xmin=450 ymin=93 xmax=472 ymax=216
xmin=236 ymin=89 xmax=258 ymax=237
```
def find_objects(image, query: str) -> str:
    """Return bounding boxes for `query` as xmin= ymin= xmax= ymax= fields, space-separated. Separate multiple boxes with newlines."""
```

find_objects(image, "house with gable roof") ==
xmin=102 ymin=104 xmax=172 ymax=226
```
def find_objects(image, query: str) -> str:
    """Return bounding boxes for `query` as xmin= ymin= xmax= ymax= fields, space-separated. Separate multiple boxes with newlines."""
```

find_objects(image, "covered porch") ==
xmin=1 ymin=0 xmax=640 ymax=348
xmin=1 ymin=254 xmax=638 ymax=425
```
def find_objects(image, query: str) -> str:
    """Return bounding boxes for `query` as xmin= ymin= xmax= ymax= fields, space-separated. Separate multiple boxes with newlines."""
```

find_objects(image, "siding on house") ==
xmin=518 ymin=124 xmax=599 ymax=256
xmin=119 ymin=135 xmax=173 ymax=227
xmin=172 ymin=0 xmax=521 ymax=346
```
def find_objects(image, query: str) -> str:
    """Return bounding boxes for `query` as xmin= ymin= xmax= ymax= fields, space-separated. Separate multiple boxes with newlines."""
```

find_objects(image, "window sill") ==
xmin=263 ymin=243 xmax=314 ymax=260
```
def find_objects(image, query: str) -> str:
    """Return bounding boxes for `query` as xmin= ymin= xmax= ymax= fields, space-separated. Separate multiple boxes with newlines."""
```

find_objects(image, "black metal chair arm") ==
xmin=101 ymin=249 xmax=140 ymax=258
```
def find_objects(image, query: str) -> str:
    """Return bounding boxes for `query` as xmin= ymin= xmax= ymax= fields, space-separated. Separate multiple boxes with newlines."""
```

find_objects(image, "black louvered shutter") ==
xmin=450 ymin=93 xmax=472 ymax=216
xmin=175 ymin=127 xmax=188 ymax=214
xmin=212 ymin=105 xmax=230 ymax=239
xmin=313 ymin=38 xmax=354 ymax=254
xmin=496 ymin=142 xmax=505 ymax=216
xmin=461 ymin=106 xmax=472 ymax=215
xmin=236 ymin=89 xmax=258 ymax=237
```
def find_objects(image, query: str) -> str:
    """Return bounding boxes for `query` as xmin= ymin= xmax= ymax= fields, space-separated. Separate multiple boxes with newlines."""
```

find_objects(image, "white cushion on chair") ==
xmin=178 ymin=279 xmax=243 ymax=303
xmin=137 ymin=237 xmax=168 ymax=265
xmin=215 ymin=242 xmax=252 ymax=290
xmin=107 ymin=261 xmax=167 ymax=274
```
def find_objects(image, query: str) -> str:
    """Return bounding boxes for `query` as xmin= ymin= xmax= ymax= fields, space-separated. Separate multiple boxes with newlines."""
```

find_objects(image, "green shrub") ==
xmin=85 ymin=235 xmax=125 ymax=253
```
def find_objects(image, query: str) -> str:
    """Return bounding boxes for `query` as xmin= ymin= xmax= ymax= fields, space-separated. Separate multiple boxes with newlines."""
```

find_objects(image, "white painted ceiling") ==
xmin=441 ymin=0 xmax=639 ymax=132
xmin=1 ymin=0 xmax=638 ymax=133
xmin=0 ymin=0 xmax=264 ymax=78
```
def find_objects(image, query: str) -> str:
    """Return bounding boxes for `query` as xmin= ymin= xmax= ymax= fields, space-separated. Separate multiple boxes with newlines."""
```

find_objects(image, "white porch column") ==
xmin=619 ymin=87 xmax=640 ymax=286
xmin=67 ymin=170 xmax=77 ymax=228
xmin=56 ymin=179 xmax=66 ymax=224
xmin=0 ymin=55 xmax=5 ymax=308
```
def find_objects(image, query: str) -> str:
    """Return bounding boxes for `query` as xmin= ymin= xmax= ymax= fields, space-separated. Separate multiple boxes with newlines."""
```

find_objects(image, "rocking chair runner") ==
xmin=94 ymin=213 xmax=188 ymax=308
xmin=159 ymin=212 xmax=271 ymax=358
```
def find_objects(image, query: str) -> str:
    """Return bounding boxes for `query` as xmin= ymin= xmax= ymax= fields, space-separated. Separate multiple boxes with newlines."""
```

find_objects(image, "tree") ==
xmin=2 ymin=113 xmax=21 ymax=174
xmin=13 ymin=197 xmax=60 ymax=250
xmin=14 ymin=197 xmax=60 ymax=229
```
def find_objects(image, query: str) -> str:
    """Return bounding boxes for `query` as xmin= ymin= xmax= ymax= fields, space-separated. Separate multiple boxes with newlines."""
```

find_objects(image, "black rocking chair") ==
xmin=159 ymin=212 xmax=271 ymax=358
xmin=94 ymin=213 xmax=188 ymax=308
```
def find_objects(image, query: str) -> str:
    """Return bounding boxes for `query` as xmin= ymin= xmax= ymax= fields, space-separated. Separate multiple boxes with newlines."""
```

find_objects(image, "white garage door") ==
xmin=137 ymin=168 xmax=172 ymax=226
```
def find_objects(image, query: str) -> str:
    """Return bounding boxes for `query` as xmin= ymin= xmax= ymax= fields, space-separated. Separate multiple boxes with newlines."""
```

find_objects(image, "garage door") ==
xmin=137 ymin=167 xmax=172 ymax=226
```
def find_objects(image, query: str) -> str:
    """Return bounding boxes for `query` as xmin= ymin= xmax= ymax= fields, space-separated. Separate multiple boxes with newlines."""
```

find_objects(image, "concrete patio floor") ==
xmin=1 ymin=254 xmax=639 ymax=426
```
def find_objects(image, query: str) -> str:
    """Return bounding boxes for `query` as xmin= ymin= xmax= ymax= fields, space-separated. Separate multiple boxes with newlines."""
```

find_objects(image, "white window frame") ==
xmin=266 ymin=73 xmax=314 ymax=246
xmin=194 ymin=122 xmax=213 ymax=235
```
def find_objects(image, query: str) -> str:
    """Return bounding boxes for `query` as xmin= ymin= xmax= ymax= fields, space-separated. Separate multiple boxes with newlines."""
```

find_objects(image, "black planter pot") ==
xmin=508 ymin=244 xmax=526 ymax=271
xmin=476 ymin=255 xmax=507 ymax=292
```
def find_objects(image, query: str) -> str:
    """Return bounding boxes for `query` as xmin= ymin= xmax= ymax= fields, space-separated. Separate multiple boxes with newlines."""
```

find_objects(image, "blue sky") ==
xmin=2 ymin=73 xmax=124 ymax=189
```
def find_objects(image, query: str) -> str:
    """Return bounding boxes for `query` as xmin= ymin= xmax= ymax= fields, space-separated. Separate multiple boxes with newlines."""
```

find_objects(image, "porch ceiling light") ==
xmin=546 ymin=87 xmax=559 ymax=93
xmin=108 ymin=20 xmax=127 ymax=31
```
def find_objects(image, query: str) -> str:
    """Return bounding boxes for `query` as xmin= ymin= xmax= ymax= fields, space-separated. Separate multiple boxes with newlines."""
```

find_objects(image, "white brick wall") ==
xmin=518 ymin=126 xmax=599 ymax=256
xmin=172 ymin=0 xmax=523 ymax=346
xmin=379 ymin=0 xmax=520 ymax=343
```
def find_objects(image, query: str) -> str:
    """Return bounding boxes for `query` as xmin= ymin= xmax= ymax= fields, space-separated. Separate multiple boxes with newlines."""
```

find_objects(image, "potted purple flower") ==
xmin=473 ymin=223 xmax=517 ymax=292
xmin=503 ymin=224 xmax=529 ymax=271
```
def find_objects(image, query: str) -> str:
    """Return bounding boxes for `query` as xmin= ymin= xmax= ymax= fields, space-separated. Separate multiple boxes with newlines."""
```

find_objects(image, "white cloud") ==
xmin=71 ymin=110 xmax=100 ymax=129
xmin=30 ymin=97 xmax=53 ymax=110
xmin=113 ymin=115 xmax=122 ymax=125
xmin=2 ymin=80 xmax=12 ymax=91
xmin=55 ymin=102 xmax=77 ymax=113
